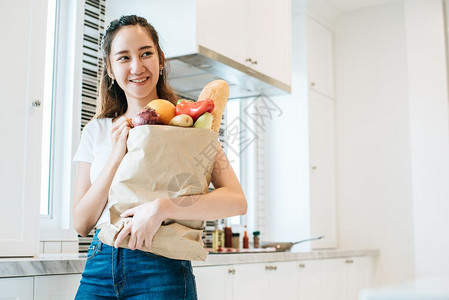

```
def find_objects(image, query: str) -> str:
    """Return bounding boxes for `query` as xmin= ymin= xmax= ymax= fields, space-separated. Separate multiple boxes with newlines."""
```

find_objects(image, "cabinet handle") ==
xmin=228 ymin=268 xmax=235 ymax=275
xmin=299 ymin=263 xmax=305 ymax=268
xmin=311 ymin=166 xmax=317 ymax=170
xmin=32 ymin=99 xmax=41 ymax=107
xmin=265 ymin=265 xmax=272 ymax=271
xmin=273 ymin=265 xmax=277 ymax=271
xmin=310 ymin=82 xmax=316 ymax=87
xmin=345 ymin=259 xmax=354 ymax=264
xmin=245 ymin=58 xmax=258 ymax=65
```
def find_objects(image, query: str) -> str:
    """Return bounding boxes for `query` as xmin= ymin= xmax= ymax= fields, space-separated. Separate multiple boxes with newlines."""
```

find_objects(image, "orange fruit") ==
xmin=145 ymin=99 xmax=176 ymax=125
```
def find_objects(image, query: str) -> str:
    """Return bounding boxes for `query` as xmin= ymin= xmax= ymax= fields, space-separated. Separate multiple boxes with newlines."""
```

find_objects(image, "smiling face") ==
xmin=108 ymin=25 xmax=162 ymax=104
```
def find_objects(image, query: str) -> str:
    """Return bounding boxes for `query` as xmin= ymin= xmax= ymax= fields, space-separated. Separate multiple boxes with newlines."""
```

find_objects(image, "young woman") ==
xmin=73 ymin=15 xmax=247 ymax=299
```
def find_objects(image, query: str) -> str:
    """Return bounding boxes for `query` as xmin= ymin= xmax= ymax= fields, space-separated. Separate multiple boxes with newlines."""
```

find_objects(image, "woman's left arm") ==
xmin=115 ymin=142 xmax=247 ymax=249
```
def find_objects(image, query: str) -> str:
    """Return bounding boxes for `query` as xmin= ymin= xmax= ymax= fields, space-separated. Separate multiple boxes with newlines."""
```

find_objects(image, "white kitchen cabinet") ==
xmin=0 ymin=0 xmax=47 ymax=256
xmin=245 ymin=0 xmax=292 ymax=86
xmin=343 ymin=257 xmax=375 ymax=300
xmin=321 ymin=257 xmax=376 ymax=300
xmin=0 ymin=277 xmax=33 ymax=299
xmin=265 ymin=261 xmax=299 ymax=300
xmin=194 ymin=257 xmax=375 ymax=300
xmin=322 ymin=258 xmax=345 ymax=300
xmin=197 ymin=0 xmax=292 ymax=87
xmin=195 ymin=261 xmax=298 ymax=300
xmin=307 ymin=16 xmax=335 ymax=99
xmin=196 ymin=0 xmax=246 ymax=66
xmin=194 ymin=265 xmax=233 ymax=300
xmin=232 ymin=263 xmax=266 ymax=300
xmin=309 ymin=90 xmax=338 ymax=249
xmin=34 ymin=274 xmax=81 ymax=300
xmin=297 ymin=260 xmax=323 ymax=300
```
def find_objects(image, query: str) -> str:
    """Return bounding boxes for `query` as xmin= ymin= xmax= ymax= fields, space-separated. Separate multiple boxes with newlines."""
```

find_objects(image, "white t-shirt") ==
xmin=73 ymin=118 xmax=113 ymax=227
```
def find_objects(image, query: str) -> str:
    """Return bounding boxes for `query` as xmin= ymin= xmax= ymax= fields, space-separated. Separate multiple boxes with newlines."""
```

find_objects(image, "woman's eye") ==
xmin=142 ymin=51 xmax=153 ymax=57
xmin=118 ymin=56 xmax=129 ymax=61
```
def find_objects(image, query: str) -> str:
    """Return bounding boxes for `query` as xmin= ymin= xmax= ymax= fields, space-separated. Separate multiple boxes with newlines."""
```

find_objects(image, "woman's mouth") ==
xmin=130 ymin=77 xmax=149 ymax=83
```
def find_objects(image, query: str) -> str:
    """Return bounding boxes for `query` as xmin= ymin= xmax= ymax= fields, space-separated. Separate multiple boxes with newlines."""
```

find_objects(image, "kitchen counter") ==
xmin=0 ymin=249 xmax=379 ymax=278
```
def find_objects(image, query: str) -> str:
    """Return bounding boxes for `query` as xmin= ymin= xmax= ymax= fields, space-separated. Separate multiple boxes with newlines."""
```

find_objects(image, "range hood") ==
xmin=167 ymin=46 xmax=291 ymax=100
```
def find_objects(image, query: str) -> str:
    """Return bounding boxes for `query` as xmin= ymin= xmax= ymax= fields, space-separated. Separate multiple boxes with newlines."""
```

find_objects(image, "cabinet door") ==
xmin=309 ymin=91 xmax=337 ymax=249
xmin=34 ymin=274 xmax=82 ymax=300
xmin=0 ymin=277 xmax=33 ymax=299
xmin=232 ymin=263 xmax=266 ymax=300
xmin=343 ymin=257 xmax=375 ymax=300
xmin=307 ymin=16 xmax=334 ymax=98
xmin=266 ymin=261 xmax=299 ymax=300
xmin=321 ymin=259 xmax=344 ymax=300
xmin=196 ymin=0 xmax=246 ymax=64
xmin=0 ymin=0 xmax=47 ymax=257
xmin=297 ymin=260 xmax=323 ymax=300
xmin=194 ymin=265 xmax=232 ymax=300
xmin=247 ymin=0 xmax=292 ymax=85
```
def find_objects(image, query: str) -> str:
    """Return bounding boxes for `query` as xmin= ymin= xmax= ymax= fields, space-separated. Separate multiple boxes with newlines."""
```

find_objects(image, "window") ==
xmin=224 ymin=100 xmax=243 ymax=227
xmin=39 ymin=0 xmax=87 ymax=240
xmin=40 ymin=0 xmax=57 ymax=217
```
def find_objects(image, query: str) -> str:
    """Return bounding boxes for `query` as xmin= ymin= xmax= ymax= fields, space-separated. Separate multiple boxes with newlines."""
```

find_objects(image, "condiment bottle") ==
xmin=232 ymin=233 xmax=240 ymax=249
xmin=224 ymin=226 xmax=233 ymax=248
xmin=243 ymin=226 xmax=249 ymax=249
xmin=212 ymin=220 xmax=219 ymax=250
xmin=218 ymin=219 xmax=225 ymax=249
xmin=253 ymin=231 xmax=260 ymax=248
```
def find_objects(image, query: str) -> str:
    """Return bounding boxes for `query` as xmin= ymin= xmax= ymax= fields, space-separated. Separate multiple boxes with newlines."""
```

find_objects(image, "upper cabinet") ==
xmin=0 ymin=0 xmax=47 ymax=256
xmin=197 ymin=0 xmax=292 ymax=87
xmin=196 ymin=0 xmax=246 ymax=65
xmin=304 ymin=15 xmax=337 ymax=249
xmin=307 ymin=16 xmax=334 ymax=98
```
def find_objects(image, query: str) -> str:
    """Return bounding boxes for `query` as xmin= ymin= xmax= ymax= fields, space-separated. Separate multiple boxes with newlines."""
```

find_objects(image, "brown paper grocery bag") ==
xmin=98 ymin=125 xmax=219 ymax=261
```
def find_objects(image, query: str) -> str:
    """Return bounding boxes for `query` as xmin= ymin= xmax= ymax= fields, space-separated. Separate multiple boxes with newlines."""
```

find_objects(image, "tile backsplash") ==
xmin=40 ymin=240 xmax=79 ymax=254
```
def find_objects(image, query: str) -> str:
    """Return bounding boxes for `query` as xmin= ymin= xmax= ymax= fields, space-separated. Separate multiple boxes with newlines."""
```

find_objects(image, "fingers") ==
xmin=114 ymin=222 xmax=131 ymax=248
xmin=120 ymin=208 xmax=135 ymax=218
xmin=135 ymin=235 xmax=144 ymax=250
xmin=128 ymin=232 xmax=137 ymax=250
xmin=144 ymin=239 xmax=152 ymax=251
xmin=112 ymin=119 xmax=131 ymax=138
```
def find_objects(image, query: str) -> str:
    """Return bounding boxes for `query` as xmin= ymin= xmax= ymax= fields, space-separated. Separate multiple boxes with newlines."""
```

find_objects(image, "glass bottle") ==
xmin=243 ymin=226 xmax=249 ymax=249
xmin=253 ymin=231 xmax=260 ymax=248
xmin=212 ymin=220 xmax=219 ymax=250
xmin=232 ymin=233 xmax=240 ymax=249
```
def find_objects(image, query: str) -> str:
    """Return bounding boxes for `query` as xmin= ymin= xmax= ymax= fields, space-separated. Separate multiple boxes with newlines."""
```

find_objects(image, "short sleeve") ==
xmin=73 ymin=120 xmax=97 ymax=163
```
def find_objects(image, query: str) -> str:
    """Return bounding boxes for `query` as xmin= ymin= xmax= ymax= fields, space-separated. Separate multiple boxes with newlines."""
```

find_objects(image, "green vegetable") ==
xmin=177 ymin=99 xmax=195 ymax=105
xmin=193 ymin=112 xmax=213 ymax=129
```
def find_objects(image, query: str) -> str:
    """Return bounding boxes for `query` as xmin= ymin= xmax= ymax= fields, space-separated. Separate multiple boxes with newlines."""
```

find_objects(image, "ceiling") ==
xmin=326 ymin=0 xmax=395 ymax=11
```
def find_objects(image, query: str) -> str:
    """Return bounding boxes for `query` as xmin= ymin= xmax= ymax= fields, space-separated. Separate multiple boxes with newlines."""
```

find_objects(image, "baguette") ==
xmin=197 ymin=80 xmax=229 ymax=132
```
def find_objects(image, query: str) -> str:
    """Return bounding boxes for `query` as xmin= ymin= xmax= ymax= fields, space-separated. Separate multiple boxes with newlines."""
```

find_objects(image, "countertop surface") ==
xmin=0 ymin=248 xmax=379 ymax=278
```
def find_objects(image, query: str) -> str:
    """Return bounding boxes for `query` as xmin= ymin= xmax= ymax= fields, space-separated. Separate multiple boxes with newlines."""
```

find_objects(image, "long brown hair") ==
xmin=96 ymin=15 xmax=177 ymax=118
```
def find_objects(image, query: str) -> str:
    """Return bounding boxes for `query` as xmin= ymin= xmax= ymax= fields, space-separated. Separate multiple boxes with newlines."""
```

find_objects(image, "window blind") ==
xmin=78 ymin=0 xmax=106 ymax=253
xmin=80 ymin=0 xmax=105 ymax=130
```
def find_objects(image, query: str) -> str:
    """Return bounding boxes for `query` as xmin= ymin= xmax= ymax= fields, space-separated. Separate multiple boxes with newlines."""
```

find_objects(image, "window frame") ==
xmin=40 ymin=0 xmax=84 ymax=241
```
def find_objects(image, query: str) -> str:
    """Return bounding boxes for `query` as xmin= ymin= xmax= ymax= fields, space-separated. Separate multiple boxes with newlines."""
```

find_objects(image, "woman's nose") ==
xmin=131 ymin=58 xmax=145 ymax=74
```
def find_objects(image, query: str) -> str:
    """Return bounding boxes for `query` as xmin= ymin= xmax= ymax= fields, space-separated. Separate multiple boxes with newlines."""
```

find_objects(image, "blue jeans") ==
xmin=75 ymin=230 xmax=198 ymax=299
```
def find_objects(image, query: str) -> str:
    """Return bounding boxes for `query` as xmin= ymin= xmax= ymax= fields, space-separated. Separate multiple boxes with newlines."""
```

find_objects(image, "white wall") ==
xmin=404 ymin=0 xmax=449 ymax=279
xmin=263 ymin=12 xmax=311 ymax=246
xmin=105 ymin=0 xmax=196 ymax=58
xmin=335 ymin=0 xmax=415 ymax=285
xmin=335 ymin=0 xmax=449 ymax=286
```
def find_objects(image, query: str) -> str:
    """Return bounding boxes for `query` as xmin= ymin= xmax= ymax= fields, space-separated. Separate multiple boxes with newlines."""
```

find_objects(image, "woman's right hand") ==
xmin=110 ymin=116 xmax=132 ymax=162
